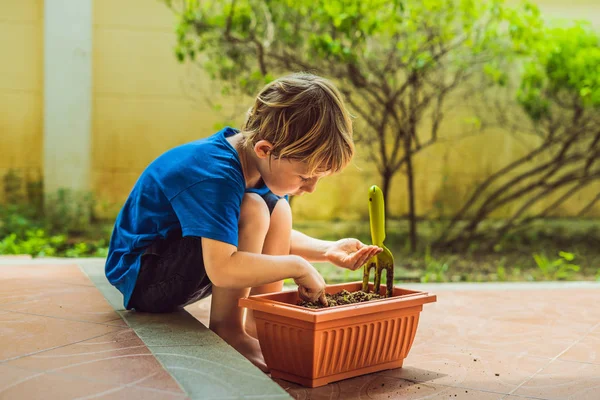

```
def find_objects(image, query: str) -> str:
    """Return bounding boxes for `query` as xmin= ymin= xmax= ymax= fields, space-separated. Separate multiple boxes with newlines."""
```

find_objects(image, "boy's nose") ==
xmin=303 ymin=181 xmax=317 ymax=193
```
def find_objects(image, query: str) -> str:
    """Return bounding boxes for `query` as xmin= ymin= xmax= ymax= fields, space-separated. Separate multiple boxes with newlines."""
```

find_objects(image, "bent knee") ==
xmin=239 ymin=193 xmax=270 ymax=232
xmin=271 ymin=199 xmax=292 ymax=230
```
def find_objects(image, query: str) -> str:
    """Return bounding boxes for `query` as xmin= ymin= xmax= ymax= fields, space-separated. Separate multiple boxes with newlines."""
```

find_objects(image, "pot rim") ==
xmin=239 ymin=281 xmax=436 ymax=323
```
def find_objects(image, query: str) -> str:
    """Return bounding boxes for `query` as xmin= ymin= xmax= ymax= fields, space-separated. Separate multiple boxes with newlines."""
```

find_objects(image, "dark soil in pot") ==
xmin=298 ymin=289 xmax=384 ymax=309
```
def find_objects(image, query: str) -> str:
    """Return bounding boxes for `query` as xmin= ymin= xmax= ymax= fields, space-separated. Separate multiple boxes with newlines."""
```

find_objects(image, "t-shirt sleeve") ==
xmin=170 ymin=179 xmax=242 ymax=247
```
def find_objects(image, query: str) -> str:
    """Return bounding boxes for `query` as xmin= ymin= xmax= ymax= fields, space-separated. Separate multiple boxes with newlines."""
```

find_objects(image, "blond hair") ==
xmin=241 ymin=73 xmax=354 ymax=175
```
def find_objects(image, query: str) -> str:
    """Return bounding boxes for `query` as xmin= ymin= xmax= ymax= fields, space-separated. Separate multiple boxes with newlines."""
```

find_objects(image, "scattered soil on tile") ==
xmin=298 ymin=289 xmax=384 ymax=309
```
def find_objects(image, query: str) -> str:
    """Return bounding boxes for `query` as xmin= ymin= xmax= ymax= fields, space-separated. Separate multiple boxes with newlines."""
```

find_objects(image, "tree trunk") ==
xmin=382 ymin=171 xmax=392 ymax=224
xmin=404 ymin=136 xmax=417 ymax=252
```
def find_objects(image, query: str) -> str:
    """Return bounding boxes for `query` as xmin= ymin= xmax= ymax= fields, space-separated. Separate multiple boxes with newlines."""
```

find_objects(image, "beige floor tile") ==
xmin=278 ymin=373 xmax=507 ymax=400
xmin=0 ymin=264 xmax=95 ymax=307
xmin=7 ymin=329 xmax=183 ymax=393
xmin=414 ymin=312 xmax=585 ymax=359
xmin=0 ymin=263 xmax=124 ymax=325
xmin=0 ymin=312 xmax=122 ymax=361
xmin=84 ymin=386 xmax=188 ymax=399
xmin=559 ymin=330 xmax=600 ymax=364
xmin=135 ymin=368 xmax=185 ymax=393
xmin=1 ymin=285 xmax=123 ymax=324
xmin=0 ymin=364 xmax=40 ymax=392
xmin=0 ymin=264 xmax=93 ymax=287
xmin=380 ymin=344 xmax=547 ymax=394
xmin=0 ymin=363 xmax=186 ymax=400
xmin=0 ymin=278 xmax=81 ymax=306
xmin=105 ymin=316 xmax=128 ymax=326
xmin=513 ymin=359 xmax=600 ymax=400
xmin=418 ymin=290 xmax=600 ymax=329
xmin=0 ymin=364 xmax=121 ymax=400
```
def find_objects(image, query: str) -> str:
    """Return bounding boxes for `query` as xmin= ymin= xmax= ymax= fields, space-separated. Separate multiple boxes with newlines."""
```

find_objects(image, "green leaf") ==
xmin=558 ymin=251 xmax=575 ymax=261
xmin=532 ymin=253 xmax=545 ymax=268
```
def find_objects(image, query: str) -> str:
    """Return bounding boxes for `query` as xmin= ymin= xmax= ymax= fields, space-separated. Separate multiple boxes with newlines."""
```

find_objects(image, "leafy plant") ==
xmin=1 ymin=169 xmax=110 ymax=258
xmin=3 ymin=169 xmax=25 ymax=204
xmin=0 ymin=230 xmax=66 ymax=257
xmin=0 ymin=228 xmax=109 ymax=258
xmin=65 ymin=242 xmax=90 ymax=258
xmin=44 ymin=189 xmax=96 ymax=235
xmin=532 ymin=251 xmax=580 ymax=280
xmin=0 ymin=204 xmax=42 ymax=238
xmin=91 ymin=242 xmax=109 ymax=258
xmin=496 ymin=265 xmax=507 ymax=282
xmin=420 ymin=246 xmax=450 ymax=283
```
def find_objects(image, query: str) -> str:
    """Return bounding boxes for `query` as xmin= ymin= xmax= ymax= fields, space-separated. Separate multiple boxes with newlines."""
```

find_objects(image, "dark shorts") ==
xmin=128 ymin=191 xmax=283 ymax=313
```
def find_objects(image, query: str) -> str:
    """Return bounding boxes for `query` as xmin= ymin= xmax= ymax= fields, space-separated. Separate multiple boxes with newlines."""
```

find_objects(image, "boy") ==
xmin=105 ymin=73 xmax=382 ymax=371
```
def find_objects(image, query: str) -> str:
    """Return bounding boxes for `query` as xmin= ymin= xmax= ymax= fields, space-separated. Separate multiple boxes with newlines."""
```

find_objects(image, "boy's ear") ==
xmin=253 ymin=140 xmax=274 ymax=159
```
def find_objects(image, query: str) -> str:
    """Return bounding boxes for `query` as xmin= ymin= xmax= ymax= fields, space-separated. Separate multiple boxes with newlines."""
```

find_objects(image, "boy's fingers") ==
xmin=319 ymin=292 xmax=328 ymax=307
xmin=352 ymin=246 xmax=379 ymax=260
xmin=350 ymin=249 xmax=365 ymax=264
xmin=298 ymin=286 xmax=317 ymax=302
xmin=298 ymin=287 xmax=328 ymax=306
xmin=352 ymin=248 xmax=380 ymax=270
xmin=354 ymin=253 xmax=372 ymax=271
xmin=350 ymin=253 xmax=366 ymax=270
xmin=370 ymin=248 xmax=382 ymax=260
xmin=298 ymin=286 xmax=309 ymax=301
xmin=361 ymin=251 xmax=373 ymax=265
xmin=359 ymin=246 xmax=374 ymax=259
xmin=345 ymin=246 xmax=382 ymax=270
xmin=350 ymin=261 xmax=362 ymax=271
xmin=363 ymin=249 xmax=378 ymax=263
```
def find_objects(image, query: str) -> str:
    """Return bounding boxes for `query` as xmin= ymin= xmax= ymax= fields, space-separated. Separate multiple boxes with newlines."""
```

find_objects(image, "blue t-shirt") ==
xmin=105 ymin=127 xmax=248 ymax=308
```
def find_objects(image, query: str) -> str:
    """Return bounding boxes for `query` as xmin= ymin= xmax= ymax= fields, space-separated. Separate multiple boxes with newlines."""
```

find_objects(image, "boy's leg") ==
xmin=209 ymin=193 xmax=270 ymax=372
xmin=245 ymin=198 xmax=292 ymax=338
xmin=128 ymin=233 xmax=211 ymax=313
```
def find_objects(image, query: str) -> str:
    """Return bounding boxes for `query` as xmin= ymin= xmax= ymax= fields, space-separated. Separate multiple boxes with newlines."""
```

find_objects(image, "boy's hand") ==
xmin=294 ymin=258 xmax=328 ymax=306
xmin=324 ymin=238 xmax=382 ymax=271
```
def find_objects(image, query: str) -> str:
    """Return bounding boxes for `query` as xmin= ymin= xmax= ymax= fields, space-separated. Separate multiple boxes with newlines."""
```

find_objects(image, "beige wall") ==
xmin=0 ymin=0 xmax=43 ymax=202
xmin=1 ymin=0 xmax=599 ymax=220
xmin=93 ymin=0 xmax=212 ymax=216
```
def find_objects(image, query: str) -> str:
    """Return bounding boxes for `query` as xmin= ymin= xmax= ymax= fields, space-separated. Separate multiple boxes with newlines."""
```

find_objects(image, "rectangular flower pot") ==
xmin=239 ymin=281 xmax=436 ymax=387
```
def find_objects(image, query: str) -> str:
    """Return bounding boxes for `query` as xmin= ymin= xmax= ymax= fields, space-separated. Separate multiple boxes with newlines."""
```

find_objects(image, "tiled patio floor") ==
xmin=0 ymin=259 xmax=185 ymax=399
xmin=1 ymin=257 xmax=599 ymax=399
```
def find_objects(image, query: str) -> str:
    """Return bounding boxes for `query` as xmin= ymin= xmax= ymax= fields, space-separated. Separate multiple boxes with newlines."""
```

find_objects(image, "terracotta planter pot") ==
xmin=239 ymin=281 xmax=436 ymax=387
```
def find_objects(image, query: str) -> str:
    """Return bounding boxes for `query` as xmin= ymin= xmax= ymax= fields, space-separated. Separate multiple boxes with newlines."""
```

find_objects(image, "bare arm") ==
xmin=290 ymin=229 xmax=333 ymax=262
xmin=291 ymin=230 xmax=383 ymax=271
xmin=201 ymin=237 xmax=327 ymax=303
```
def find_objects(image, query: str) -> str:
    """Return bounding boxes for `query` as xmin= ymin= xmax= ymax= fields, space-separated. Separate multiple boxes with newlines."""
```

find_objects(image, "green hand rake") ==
xmin=362 ymin=185 xmax=394 ymax=297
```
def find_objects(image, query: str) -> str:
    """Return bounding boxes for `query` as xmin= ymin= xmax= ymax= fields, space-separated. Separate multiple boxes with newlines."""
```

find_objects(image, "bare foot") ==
xmin=213 ymin=328 xmax=268 ymax=372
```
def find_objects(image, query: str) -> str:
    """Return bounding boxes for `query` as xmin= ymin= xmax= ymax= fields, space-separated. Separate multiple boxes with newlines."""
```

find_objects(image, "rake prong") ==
xmin=362 ymin=261 xmax=375 ymax=292
xmin=385 ymin=265 xmax=394 ymax=297
xmin=373 ymin=261 xmax=382 ymax=294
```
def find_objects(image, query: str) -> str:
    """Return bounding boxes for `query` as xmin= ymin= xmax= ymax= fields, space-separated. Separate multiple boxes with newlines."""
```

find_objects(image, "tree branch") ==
xmin=436 ymin=133 xmax=587 ymax=244
xmin=490 ymin=172 xmax=600 ymax=243
xmin=577 ymin=192 xmax=600 ymax=217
